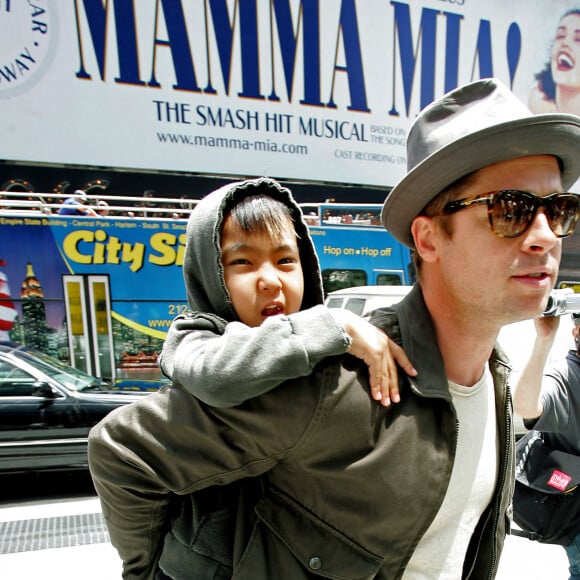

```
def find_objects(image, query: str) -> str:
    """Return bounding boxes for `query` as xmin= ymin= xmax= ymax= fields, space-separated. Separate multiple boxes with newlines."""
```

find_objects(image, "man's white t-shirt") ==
xmin=403 ymin=366 xmax=498 ymax=579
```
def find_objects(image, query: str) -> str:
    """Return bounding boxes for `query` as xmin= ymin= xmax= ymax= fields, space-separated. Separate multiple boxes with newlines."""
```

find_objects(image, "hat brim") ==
xmin=382 ymin=114 xmax=580 ymax=248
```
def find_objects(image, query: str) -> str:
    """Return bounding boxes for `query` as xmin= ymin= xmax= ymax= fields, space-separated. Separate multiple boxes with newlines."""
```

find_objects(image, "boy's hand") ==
xmin=331 ymin=309 xmax=417 ymax=406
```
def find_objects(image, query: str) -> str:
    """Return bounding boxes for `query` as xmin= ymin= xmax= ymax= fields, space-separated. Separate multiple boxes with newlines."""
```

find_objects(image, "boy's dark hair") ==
xmin=227 ymin=194 xmax=298 ymax=240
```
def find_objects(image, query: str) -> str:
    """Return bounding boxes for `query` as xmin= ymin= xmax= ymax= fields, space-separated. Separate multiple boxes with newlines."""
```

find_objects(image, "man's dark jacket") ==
xmin=89 ymin=285 xmax=515 ymax=580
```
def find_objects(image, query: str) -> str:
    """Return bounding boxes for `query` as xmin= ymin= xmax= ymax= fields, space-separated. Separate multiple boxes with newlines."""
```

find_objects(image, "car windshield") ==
xmin=17 ymin=348 xmax=103 ymax=392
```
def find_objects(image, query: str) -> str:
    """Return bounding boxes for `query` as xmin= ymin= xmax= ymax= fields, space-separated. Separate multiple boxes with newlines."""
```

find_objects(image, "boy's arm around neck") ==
xmin=159 ymin=305 xmax=350 ymax=407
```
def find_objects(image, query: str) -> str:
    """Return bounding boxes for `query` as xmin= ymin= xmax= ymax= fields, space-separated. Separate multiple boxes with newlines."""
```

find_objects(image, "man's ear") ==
xmin=411 ymin=216 xmax=439 ymax=263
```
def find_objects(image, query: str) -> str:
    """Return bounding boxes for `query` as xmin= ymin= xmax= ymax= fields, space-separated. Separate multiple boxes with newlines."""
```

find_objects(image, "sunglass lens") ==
xmin=549 ymin=196 xmax=580 ymax=237
xmin=491 ymin=191 xmax=580 ymax=238
xmin=490 ymin=191 xmax=534 ymax=237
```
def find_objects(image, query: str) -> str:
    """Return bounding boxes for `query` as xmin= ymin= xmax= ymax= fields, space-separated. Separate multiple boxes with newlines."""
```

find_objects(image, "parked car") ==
xmin=0 ymin=344 xmax=155 ymax=474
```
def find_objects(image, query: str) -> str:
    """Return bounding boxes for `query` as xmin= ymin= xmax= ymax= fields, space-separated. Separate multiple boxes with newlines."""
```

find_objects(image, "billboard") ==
xmin=1 ymin=0 xmax=579 ymax=187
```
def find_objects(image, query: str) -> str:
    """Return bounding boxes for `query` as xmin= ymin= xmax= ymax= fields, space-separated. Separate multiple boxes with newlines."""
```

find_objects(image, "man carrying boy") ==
xmin=89 ymin=78 xmax=580 ymax=579
xmin=157 ymin=180 xmax=411 ymax=409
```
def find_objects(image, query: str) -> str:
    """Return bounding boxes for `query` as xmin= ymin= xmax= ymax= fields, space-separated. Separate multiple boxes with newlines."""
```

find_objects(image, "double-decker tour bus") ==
xmin=303 ymin=202 xmax=413 ymax=291
xmin=0 ymin=193 xmax=412 ymax=383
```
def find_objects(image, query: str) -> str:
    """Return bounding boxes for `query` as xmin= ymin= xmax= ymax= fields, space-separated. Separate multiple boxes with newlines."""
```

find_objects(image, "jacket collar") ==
xmin=395 ymin=285 xmax=450 ymax=400
xmin=370 ymin=284 xmax=511 ymax=401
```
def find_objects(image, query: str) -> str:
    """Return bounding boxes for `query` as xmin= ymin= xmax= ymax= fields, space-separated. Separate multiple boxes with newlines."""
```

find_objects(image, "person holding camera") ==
xmin=514 ymin=313 xmax=580 ymax=579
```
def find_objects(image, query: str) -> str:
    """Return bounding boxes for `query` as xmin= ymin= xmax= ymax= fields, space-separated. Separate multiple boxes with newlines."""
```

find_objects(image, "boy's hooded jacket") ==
xmin=158 ymin=177 xmax=351 ymax=407
xmin=89 ymin=179 xmax=516 ymax=580
xmin=181 ymin=177 xmax=323 ymax=318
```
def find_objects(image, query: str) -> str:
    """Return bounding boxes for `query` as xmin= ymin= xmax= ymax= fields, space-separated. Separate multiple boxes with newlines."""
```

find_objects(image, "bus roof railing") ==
xmin=0 ymin=191 xmax=199 ymax=218
xmin=0 ymin=191 xmax=384 ymax=220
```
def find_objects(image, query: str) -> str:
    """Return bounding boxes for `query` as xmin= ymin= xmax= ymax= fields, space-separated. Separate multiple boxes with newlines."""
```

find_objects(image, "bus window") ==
xmin=376 ymin=272 xmax=403 ymax=286
xmin=322 ymin=269 xmax=367 ymax=293
xmin=319 ymin=205 xmax=382 ymax=227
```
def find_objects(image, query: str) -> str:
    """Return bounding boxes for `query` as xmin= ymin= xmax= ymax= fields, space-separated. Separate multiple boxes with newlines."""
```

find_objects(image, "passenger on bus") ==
xmin=89 ymin=78 xmax=580 ymax=580
xmin=96 ymin=200 xmax=110 ymax=216
xmin=57 ymin=190 xmax=97 ymax=216
xmin=303 ymin=211 xmax=319 ymax=226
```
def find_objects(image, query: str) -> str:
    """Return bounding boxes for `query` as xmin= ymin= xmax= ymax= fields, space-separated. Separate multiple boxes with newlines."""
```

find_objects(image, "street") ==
xmin=0 ymin=471 xmax=572 ymax=579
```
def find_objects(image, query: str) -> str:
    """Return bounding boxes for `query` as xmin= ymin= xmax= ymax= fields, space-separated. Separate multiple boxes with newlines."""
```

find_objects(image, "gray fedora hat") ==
xmin=381 ymin=78 xmax=580 ymax=247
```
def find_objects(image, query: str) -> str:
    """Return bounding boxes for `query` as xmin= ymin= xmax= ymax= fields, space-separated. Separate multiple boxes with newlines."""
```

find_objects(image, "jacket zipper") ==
xmin=487 ymin=386 xmax=513 ymax=579
xmin=464 ymin=362 xmax=512 ymax=580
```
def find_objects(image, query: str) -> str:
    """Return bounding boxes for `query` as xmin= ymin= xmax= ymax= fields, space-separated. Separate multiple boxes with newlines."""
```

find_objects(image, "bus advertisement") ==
xmin=0 ymin=202 xmax=412 ymax=381
xmin=306 ymin=203 xmax=413 ymax=291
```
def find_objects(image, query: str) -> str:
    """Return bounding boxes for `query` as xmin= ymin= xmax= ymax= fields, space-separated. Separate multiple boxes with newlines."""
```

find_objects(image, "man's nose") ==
xmin=522 ymin=209 xmax=559 ymax=252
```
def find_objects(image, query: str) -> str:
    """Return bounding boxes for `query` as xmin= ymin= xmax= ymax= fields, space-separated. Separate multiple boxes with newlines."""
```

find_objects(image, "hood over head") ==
xmin=183 ymin=177 xmax=324 ymax=321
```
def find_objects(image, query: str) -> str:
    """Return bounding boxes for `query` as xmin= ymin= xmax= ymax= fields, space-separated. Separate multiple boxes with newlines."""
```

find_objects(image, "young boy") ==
xmin=158 ymin=177 xmax=414 ymax=409
xmin=92 ymin=177 xmax=414 ymax=579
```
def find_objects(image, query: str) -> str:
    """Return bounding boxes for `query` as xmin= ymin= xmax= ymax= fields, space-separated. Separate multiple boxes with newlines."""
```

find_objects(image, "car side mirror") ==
xmin=31 ymin=381 xmax=58 ymax=398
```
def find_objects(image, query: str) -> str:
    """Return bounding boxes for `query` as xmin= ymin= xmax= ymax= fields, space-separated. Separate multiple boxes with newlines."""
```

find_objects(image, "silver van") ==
xmin=324 ymin=285 xmax=412 ymax=317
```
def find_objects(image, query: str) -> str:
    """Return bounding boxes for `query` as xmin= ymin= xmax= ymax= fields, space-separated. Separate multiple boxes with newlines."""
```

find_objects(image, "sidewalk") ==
xmin=0 ymin=542 xmax=122 ymax=579
xmin=0 ymin=495 xmax=571 ymax=580
xmin=498 ymin=531 xmax=569 ymax=579
xmin=0 ymin=497 xmax=122 ymax=580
